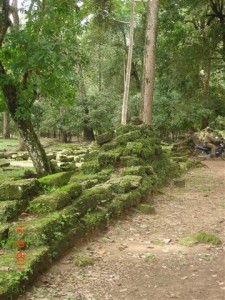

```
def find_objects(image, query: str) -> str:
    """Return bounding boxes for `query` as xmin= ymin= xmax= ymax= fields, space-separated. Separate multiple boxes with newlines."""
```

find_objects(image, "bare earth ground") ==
xmin=19 ymin=161 xmax=225 ymax=300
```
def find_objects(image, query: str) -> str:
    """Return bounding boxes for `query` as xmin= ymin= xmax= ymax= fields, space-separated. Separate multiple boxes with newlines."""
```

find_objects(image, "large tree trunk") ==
xmin=60 ymin=129 xmax=68 ymax=143
xmin=77 ymin=64 xmax=95 ymax=141
xmin=140 ymin=0 xmax=159 ymax=125
xmin=18 ymin=137 xmax=27 ymax=151
xmin=121 ymin=0 xmax=135 ymax=125
xmin=83 ymin=104 xmax=95 ymax=141
xmin=3 ymin=111 xmax=10 ymax=138
xmin=200 ymin=58 xmax=211 ymax=129
xmin=2 ymin=82 xmax=54 ymax=176
xmin=16 ymin=118 xmax=54 ymax=176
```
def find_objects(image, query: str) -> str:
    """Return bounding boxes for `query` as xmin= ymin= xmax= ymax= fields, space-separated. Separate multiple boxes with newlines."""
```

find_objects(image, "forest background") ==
xmin=0 ymin=0 xmax=225 ymax=174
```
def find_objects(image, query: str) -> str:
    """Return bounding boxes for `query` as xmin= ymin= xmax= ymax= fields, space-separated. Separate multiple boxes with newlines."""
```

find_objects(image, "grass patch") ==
xmin=0 ymin=138 xmax=18 ymax=151
xmin=143 ymin=253 xmax=157 ymax=263
xmin=73 ymin=254 xmax=94 ymax=267
xmin=0 ymin=167 xmax=35 ymax=183
xmin=179 ymin=231 xmax=221 ymax=247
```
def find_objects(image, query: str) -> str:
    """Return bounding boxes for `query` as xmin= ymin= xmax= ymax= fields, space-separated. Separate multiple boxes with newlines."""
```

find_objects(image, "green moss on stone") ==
xmin=73 ymin=187 xmax=113 ymax=216
xmin=104 ymin=175 xmax=142 ymax=193
xmin=0 ymin=200 xmax=23 ymax=222
xmin=59 ymin=182 xmax=82 ymax=199
xmin=101 ymin=143 xmax=117 ymax=151
xmin=121 ymin=166 xmax=154 ymax=177
xmin=38 ymin=171 xmax=73 ymax=188
xmin=81 ymin=162 xmax=100 ymax=174
xmin=123 ymin=142 xmax=143 ymax=157
xmin=98 ymin=152 xmax=119 ymax=168
xmin=114 ymin=130 xmax=141 ymax=145
xmin=120 ymin=156 xmax=144 ymax=167
xmin=95 ymin=132 xmax=114 ymax=145
xmin=28 ymin=191 xmax=72 ymax=213
xmin=6 ymin=208 xmax=80 ymax=249
xmin=0 ymin=179 xmax=40 ymax=201
xmin=82 ymin=211 xmax=108 ymax=231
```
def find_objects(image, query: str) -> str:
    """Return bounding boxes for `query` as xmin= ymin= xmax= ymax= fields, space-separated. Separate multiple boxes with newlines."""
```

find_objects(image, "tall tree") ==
xmin=0 ymin=0 xmax=78 ymax=176
xmin=140 ymin=0 xmax=160 ymax=125
xmin=121 ymin=0 xmax=135 ymax=125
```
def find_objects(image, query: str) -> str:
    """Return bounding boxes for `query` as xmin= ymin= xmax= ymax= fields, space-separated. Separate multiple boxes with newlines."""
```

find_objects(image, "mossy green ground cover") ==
xmin=0 ymin=126 xmax=197 ymax=299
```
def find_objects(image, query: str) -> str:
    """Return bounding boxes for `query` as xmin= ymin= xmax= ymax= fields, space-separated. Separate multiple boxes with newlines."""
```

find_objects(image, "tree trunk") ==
xmin=2 ymin=83 xmax=54 ymax=176
xmin=16 ymin=118 xmax=54 ymax=176
xmin=83 ymin=103 xmax=95 ymax=141
xmin=121 ymin=0 xmax=135 ymax=125
xmin=18 ymin=137 xmax=27 ymax=151
xmin=200 ymin=57 xmax=211 ymax=129
xmin=60 ymin=129 xmax=68 ymax=143
xmin=140 ymin=0 xmax=159 ymax=125
xmin=3 ymin=111 xmax=10 ymax=138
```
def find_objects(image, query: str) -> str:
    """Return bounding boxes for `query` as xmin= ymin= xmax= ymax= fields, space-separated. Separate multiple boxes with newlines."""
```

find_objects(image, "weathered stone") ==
xmin=60 ymin=162 xmax=77 ymax=171
xmin=120 ymin=156 xmax=144 ymax=167
xmin=97 ymin=175 xmax=142 ymax=194
xmin=0 ymin=153 xmax=7 ymax=159
xmin=59 ymin=155 xmax=74 ymax=163
xmin=173 ymin=179 xmax=185 ymax=187
xmin=0 ymin=160 xmax=10 ymax=168
xmin=96 ymin=132 xmax=114 ymax=145
xmin=38 ymin=171 xmax=72 ymax=187
xmin=0 ymin=200 xmax=22 ymax=222
xmin=0 ymin=179 xmax=40 ymax=200
xmin=81 ymin=162 xmax=100 ymax=174
xmin=46 ymin=153 xmax=56 ymax=160
xmin=12 ymin=153 xmax=29 ymax=161
xmin=121 ymin=166 xmax=154 ymax=177
xmin=29 ymin=191 xmax=72 ymax=213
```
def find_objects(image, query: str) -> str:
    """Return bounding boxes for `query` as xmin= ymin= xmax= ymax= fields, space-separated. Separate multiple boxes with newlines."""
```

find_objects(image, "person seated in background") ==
xmin=204 ymin=127 xmax=218 ymax=157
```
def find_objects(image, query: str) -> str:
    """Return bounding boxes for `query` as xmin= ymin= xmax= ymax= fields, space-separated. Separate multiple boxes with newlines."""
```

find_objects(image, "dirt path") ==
xmin=19 ymin=161 xmax=225 ymax=300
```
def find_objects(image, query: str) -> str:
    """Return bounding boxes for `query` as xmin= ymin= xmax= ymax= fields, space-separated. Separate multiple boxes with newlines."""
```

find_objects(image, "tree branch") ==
xmin=0 ymin=0 xmax=11 ymax=47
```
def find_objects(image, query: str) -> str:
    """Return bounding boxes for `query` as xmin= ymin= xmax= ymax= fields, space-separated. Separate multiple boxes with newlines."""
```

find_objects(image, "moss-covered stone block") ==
xmin=6 ymin=208 xmax=80 ymax=248
xmin=114 ymin=130 xmax=141 ymax=145
xmin=81 ymin=162 xmax=100 ymax=174
xmin=59 ymin=182 xmax=82 ymax=199
xmin=84 ymin=150 xmax=99 ymax=161
xmin=123 ymin=142 xmax=143 ymax=157
xmin=113 ymin=191 xmax=141 ymax=210
xmin=0 ymin=160 xmax=10 ymax=167
xmin=138 ymin=204 xmax=156 ymax=214
xmin=60 ymin=162 xmax=77 ymax=172
xmin=28 ymin=191 xmax=72 ymax=213
xmin=0 ymin=200 xmax=23 ymax=222
xmin=98 ymin=152 xmax=119 ymax=168
xmin=96 ymin=132 xmax=114 ymax=145
xmin=82 ymin=211 xmax=108 ymax=231
xmin=121 ymin=166 xmax=154 ymax=177
xmin=104 ymin=175 xmax=142 ymax=193
xmin=69 ymin=169 xmax=113 ymax=186
xmin=120 ymin=156 xmax=144 ymax=167
xmin=0 ymin=179 xmax=40 ymax=201
xmin=101 ymin=143 xmax=117 ymax=151
xmin=73 ymin=187 xmax=113 ymax=216
xmin=137 ymin=177 xmax=155 ymax=197
xmin=38 ymin=171 xmax=72 ymax=188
